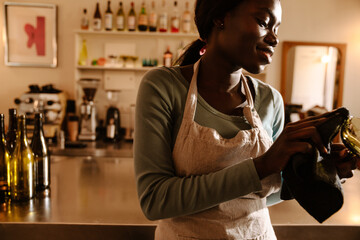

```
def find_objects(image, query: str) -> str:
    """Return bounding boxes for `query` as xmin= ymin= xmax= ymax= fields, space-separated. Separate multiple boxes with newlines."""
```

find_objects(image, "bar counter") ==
xmin=0 ymin=141 xmax=360 ymax=239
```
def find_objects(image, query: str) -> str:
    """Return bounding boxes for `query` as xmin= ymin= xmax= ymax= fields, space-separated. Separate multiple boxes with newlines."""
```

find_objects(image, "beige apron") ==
xmin=155 ymin=59 xmax=281 ymax=240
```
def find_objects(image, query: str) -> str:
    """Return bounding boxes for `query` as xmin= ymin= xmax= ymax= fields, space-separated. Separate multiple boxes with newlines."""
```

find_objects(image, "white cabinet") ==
xmin=74 ymin=30 xmax=198 ymax=128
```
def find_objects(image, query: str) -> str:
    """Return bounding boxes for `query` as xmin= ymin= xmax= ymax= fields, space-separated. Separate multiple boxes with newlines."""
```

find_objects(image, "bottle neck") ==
xmin=8 ymin=114 xmax=17 ymax=131
xmin=0 ymin=116 xmax=5 ymax=140
xmin=33 ymin=117 xmax=44 ymax=137
xmin=17 ymin=117 xmax=28 ymax=142
xmin=107 ymin=2 xmax=111 ymax=12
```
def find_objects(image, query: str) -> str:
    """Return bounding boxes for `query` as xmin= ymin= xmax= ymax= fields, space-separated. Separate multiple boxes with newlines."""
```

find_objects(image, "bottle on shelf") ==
xmin=148 ymin=1 xmax=157 ymax=32
xmin=93 ymin=1 xmax=102 ymax=31
xmin=78 ymin=39 xmax=88 ymax=66
xmin=163 ymin=46 xmax=173 ymax=67
xmin=9 ymin=115 xmax=35 ymax=201
xmin=81 ymin=8 xmax=89 ymax=30
xmin=127 ymin=2 xmax=136 ymax=31
xmin=138 ymin=1 xmax=148 ymax=31
xmin=6 ymin=108 xmax=17 ymax=156
xmin=182 ymin=2 xmax=192 ymax=33
xmin=116 ymin=1 xmax=125 ymax=31
xmin=31 ymin=113 xmax=50 ymax=193
xmin=158 ymin=0 xmax=168 ymax=32
xmin=170 ymin=1 xmax=180 ymax=33
xmin=0 ymin=114 xmax=10 ymax=199
xmin=105 ymin=0 xmax=113 ymax=31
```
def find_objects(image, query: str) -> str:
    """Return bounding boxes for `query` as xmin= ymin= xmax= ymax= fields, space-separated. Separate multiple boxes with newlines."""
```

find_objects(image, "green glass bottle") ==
xmin=138 ymin=1 xmax=148 ymax=31
xmin=10 ymin=115 xmax=34 ymax=201
xmin=116 ymin=2 xmax=125 ymax=31
xmin=0 ymin=114 xmax=10 ymax=199
xmin=6 ymin=108 xmax=17 ymax=156
xmin=31 ymin=113 xmax=50 ymax=192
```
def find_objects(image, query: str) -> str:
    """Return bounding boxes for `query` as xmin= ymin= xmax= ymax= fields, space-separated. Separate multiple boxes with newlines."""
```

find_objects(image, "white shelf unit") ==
xmin=76 ymin=65 xmax=154 ymax=71
xmin=74 ymin=30 xmax=198 ymax=128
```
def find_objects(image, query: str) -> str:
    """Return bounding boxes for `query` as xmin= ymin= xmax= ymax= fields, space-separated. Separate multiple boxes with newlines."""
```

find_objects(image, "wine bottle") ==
xmin=127 ymin=2 xmax=136 ymax=31
xmin=93 ymin=1 xmax=102 ymax=31
xmin=138 ymin=1 xmax=148 ymax=31
xmin=116 ymin=2 xmax=125 ymax=31
xmin=10 ymin=115 xmax=34 ymax=201
xmin=6 ymin=108 xmax=17 ymax=156
xmin=31 ymin=113 xmax=50 ymax=192
xmin=158 ymin=0 xmax=168 ymax=32
xmin=163 ymin=46 xmax=173 ymax=67
xmin=182 ymin=2 xmax=192 ymax=33
xmin=148 ymin=1 xmax=157 ymax=32
xmin=0 ymin=114 xmax=10 ymax=199
xmin=78 ymin=39 xmax=88 ymax=66
xmin=170 ymin=1 xmax=180 ymax=33
xmin=105 ymin=0 xmax=113 ymax=31
xmin=81 ymin=8 xmax=89 ymax=30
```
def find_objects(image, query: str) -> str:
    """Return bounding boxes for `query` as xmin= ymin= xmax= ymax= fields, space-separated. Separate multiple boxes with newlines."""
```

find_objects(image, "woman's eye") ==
xmin=257 ymin=18 xmax=269 ymax=28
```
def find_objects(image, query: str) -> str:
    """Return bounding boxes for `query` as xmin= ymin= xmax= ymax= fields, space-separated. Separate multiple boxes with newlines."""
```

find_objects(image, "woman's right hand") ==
xmin=254 ymin=114 xmax=330 ymax=179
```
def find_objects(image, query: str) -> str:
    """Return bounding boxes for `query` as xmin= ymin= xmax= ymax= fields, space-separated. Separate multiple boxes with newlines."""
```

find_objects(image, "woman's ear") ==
xmin=213 ymin=19 xmax=225 ymax=30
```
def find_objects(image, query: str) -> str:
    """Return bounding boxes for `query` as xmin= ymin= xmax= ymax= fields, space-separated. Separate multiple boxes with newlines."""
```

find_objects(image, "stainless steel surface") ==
xmin=0 ymin=223 xmax=156 ymax=240
xmin=269 ymin=171 xmax=360 ymax=225
xmin=1 ymin=147 xmax=360 ymax=239
xmin=0 ymin=156 xmax=149 ymax=224
xmin=0 ymin=224 xmax=359 ymax=240
xmin=49 ymin=140 xmax=133 ymax=157
xmin=273 ymin=225 xmax=360 ymax=240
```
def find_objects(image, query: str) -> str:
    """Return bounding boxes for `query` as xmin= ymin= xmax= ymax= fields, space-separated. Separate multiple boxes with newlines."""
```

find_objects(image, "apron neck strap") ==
xmin=182 ymin=59 xmax=200 ymax=120
xmin=183 ymin=59 xmax=256 ymax=126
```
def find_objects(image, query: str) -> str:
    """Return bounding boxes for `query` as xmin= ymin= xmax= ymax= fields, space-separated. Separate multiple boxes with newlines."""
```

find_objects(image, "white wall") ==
xmin=0 ymin=0 xmax=195 ymax=117
xmin=0 ymin=0 xmax=360 ymax=117
xmin=266 ymin=0 xmax=360 ymax=117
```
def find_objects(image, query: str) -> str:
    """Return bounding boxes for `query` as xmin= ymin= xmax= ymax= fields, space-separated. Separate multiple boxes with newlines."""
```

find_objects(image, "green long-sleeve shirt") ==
xmin=134 ymin=66 xmax=285 ymax=220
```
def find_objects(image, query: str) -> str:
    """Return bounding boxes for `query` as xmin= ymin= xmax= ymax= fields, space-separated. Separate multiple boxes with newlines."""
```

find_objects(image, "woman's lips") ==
xmin=257 ymin=47 xmax=274 ymax=64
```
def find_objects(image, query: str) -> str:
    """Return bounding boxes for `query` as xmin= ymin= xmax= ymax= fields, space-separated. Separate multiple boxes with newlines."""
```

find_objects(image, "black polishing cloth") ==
xmin=280 ymin=107 xmax=349 ymax=223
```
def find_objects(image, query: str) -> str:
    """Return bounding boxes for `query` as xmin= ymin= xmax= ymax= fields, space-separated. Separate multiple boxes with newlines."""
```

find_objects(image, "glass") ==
xmin=341 ymin=117 xmax=360 ymax=158
xmin=10 ymin=115 xmax=35 ymax=201
xmin=0 ymin=114 xmax=10 ymax=199
xmin=31 ymin=113 xmax=50 ymax=192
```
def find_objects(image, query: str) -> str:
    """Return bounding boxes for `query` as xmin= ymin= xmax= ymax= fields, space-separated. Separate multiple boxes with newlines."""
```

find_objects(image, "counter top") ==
xmin=1 ymin=153 xmax=360 ymax=226
xmin=0 ymin=156 xmax=150 ymax=225
xmin=1 ymin=146 xmax=360 ymax=239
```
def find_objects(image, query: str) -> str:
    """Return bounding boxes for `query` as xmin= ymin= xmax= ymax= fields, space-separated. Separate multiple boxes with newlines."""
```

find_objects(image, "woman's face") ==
xmin=212 ymin=0 xmax=282 ymax=73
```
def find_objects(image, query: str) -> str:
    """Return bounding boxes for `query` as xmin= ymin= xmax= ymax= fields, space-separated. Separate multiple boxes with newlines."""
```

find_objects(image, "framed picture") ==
xmin=4 ymin=2 xmax=57 ymax=67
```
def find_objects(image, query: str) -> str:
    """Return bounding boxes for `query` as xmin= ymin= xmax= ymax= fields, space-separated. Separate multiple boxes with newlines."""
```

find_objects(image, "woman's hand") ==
xmin=254 ymin=114 xmax=329 ymax=179
xmin=330 ymin=143 xmax=358 ymax=180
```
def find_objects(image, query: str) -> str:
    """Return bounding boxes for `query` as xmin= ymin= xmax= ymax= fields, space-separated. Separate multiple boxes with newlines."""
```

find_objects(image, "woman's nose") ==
xmin=264 ymin=31 xmax=279 ymax=47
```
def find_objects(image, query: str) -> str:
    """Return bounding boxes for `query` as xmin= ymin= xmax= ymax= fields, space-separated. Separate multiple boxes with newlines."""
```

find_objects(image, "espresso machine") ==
xmin=78 ymin=78 xmax=99 ymax=141
xmin=14 ymin=84 xmax=67 ymax=140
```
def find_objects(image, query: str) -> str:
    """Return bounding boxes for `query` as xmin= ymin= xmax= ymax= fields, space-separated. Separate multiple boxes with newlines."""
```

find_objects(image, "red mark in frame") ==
xmin=24 ymin=16 xmax=45 ymax=56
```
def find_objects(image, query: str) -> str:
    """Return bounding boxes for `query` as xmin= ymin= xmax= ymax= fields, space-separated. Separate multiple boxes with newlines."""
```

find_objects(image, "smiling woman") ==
xmin=134 ymin=0 xmax=358 ymax=239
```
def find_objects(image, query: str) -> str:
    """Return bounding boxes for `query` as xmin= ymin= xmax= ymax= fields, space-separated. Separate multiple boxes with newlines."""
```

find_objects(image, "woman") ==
xmin=134 ymin=0 xmax=356 ymax=239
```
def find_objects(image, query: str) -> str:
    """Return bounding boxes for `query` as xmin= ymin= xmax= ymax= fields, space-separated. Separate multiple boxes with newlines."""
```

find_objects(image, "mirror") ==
xmin=280 ymin=41 xmax=346 ymax=113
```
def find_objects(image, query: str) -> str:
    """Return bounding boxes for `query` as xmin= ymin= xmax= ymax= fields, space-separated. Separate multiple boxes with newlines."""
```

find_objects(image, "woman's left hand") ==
xmin=330 ymin=143 xmax=359 ymax=179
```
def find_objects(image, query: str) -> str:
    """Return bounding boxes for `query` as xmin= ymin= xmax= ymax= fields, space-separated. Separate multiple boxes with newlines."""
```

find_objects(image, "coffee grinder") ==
xmin=78 ymin=78 xmax=99 ymax=141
